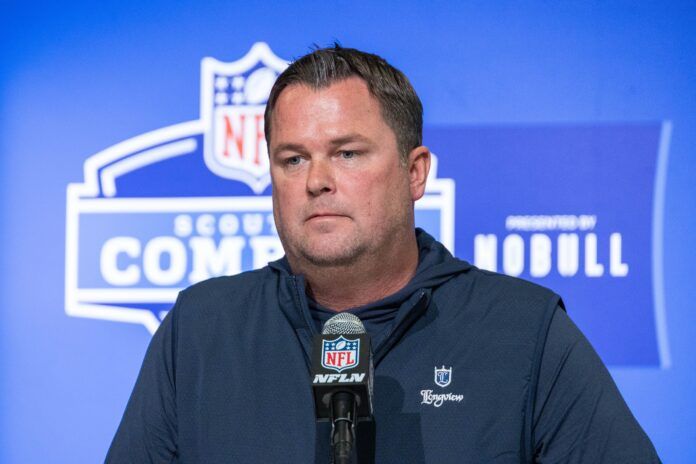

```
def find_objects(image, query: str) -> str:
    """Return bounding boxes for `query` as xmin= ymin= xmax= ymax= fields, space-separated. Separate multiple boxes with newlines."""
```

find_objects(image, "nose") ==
xmin=306 ymin=158 xmax=335 ymax=196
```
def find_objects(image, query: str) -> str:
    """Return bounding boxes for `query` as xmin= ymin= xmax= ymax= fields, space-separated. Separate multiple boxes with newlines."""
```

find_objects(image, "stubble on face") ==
xmin=273 ymin=178 xmax=412 ymax=270
xmin=293 ymin=222 xmax=368 ymax=267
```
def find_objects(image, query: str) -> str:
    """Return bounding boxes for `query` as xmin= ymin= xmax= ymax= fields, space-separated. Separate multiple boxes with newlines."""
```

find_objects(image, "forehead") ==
xmin=269 ymin=77 xmax=392 ymax=145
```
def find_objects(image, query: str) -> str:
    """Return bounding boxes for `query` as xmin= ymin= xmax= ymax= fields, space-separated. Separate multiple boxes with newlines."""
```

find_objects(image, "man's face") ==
xmin=268 ymin=77 xmax=417 ymax=268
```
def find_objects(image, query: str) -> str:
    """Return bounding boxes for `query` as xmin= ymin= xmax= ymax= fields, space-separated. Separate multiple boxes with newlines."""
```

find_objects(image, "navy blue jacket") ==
xmin=107 ymin=230 xmax=660 ymax=463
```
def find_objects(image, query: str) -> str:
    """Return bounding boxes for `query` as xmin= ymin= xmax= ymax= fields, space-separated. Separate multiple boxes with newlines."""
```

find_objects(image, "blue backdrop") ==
xmin=1 ymin=1 xmax=695 ymax=462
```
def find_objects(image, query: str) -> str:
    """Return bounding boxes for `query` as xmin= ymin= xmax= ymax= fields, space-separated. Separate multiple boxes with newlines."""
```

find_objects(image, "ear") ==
xmin=407 ymin=145 xmax=431 ymax=202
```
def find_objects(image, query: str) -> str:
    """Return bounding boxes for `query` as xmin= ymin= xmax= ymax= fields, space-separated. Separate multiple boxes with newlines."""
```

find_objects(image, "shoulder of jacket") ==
xmin=463 ymin=265 xmax=559 ymax=302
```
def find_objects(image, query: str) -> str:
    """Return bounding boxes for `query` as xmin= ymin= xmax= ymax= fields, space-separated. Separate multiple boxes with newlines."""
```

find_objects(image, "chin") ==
xmin=298 ymin=237 xmax=367 ymax=267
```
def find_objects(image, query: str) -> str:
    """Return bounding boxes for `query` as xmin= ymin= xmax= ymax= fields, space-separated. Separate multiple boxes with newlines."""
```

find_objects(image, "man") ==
xmin=107 ymin=45 xmax=660 ymax=463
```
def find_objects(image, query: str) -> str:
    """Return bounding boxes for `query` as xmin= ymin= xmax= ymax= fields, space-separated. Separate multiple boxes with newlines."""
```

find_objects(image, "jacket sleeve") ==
xmin=105 ymin=294 xmax=181 ymax=463
xmin=532 ymin=305 xmax=661 ymax=463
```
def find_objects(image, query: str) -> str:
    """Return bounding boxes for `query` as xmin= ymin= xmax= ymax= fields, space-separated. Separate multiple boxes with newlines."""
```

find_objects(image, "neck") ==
xmin=291 ymin=236 xmax=420 ymax=311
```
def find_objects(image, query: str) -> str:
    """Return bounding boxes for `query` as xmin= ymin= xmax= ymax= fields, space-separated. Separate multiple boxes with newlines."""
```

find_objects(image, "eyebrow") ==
xmin=271 ymin=143 xmax=307 ymax=157
xmin=327 ymin=134 xmax=373 ymax=147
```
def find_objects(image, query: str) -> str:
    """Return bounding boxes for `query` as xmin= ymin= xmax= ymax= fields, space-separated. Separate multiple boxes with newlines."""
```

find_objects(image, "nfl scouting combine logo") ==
xmin=64 ymin=43 xmax=456 ymax=334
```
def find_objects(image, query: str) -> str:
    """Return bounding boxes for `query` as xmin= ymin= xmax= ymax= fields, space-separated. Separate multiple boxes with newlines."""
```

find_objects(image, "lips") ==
xmin=306 ymin=212 xmax=347 ymax=221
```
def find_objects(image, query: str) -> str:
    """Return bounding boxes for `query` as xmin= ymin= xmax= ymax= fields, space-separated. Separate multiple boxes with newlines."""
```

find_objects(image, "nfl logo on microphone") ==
xmin=322 ymin=336 xmax=360 ymax=373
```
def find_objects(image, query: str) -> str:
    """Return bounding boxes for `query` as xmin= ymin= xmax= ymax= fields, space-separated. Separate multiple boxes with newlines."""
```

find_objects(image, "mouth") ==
xmin=306 ymin=213 xmax=348 ymax=221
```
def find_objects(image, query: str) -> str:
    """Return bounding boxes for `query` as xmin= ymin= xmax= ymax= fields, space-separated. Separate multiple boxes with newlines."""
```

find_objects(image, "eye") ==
xmin=285 ymin=155 xmax=302 ymax=166
xmin=340 ymin=150 xmax=357 ymax=159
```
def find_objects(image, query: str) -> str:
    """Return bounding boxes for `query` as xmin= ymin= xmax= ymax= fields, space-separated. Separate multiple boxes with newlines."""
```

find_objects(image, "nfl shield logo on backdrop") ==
xmin=322 ymin=336 xmax=360 ymax=373
xmin=434 ymin=365 xmax=452 ymax=388
xmin=200 ymin=43 xmax=288 ymax=193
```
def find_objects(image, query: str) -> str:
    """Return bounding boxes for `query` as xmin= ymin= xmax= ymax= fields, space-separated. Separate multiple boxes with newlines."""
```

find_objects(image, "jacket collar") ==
xmin=269 ymin=229 xmax=471 ymax=365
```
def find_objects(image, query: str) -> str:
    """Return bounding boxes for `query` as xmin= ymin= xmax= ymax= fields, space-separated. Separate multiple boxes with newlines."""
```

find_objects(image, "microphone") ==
xmin=311 ymin=313 xmax=374 ymax=464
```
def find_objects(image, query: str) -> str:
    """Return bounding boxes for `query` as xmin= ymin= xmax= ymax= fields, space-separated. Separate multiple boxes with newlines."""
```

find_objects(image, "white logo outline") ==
xmin=434 ymin=365 xmax=452 ymax=388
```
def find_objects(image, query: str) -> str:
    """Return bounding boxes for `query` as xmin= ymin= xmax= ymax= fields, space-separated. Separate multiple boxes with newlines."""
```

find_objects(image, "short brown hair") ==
xmin=264 ymin=44 xmax=423 ymax=162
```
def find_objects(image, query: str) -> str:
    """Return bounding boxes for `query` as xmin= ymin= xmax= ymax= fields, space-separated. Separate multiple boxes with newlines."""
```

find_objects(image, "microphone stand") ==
xmin=331 ymin=391 xmax=357 ymax=464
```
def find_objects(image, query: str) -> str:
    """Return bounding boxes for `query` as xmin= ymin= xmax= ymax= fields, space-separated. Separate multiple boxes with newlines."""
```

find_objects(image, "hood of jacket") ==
xmin=268 ymin=228 xmax=472 ymax=364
